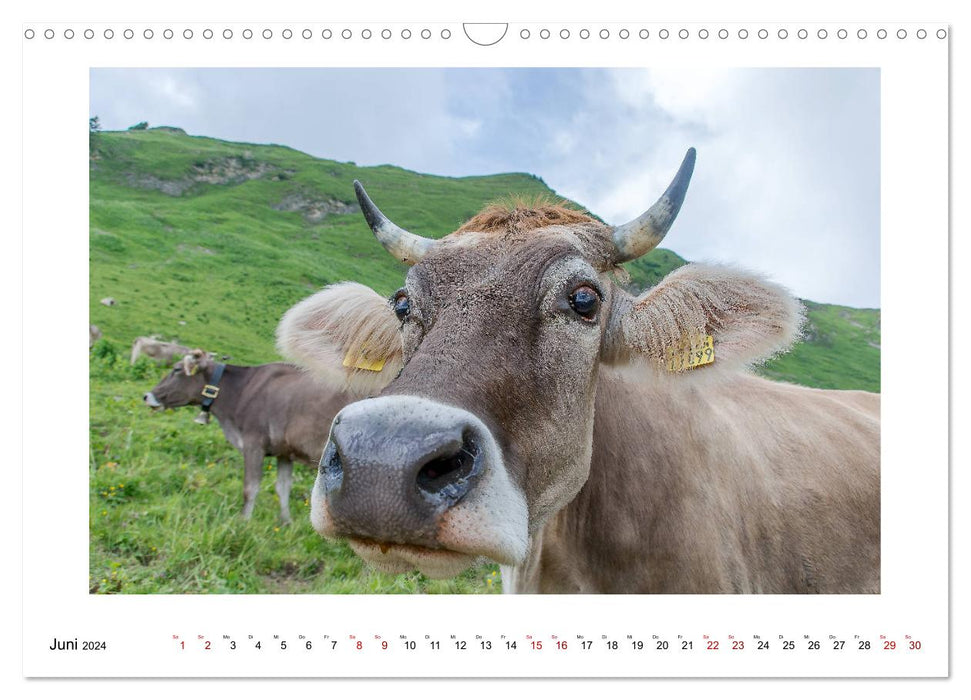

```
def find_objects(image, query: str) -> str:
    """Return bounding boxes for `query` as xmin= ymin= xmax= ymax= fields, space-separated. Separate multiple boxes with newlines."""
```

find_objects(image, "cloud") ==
xmin=155 ymin=75 xmax=199 ymax=111
xmin=90 ymin=67 xmax=879 ymax=307
xmin=456 ymin=118 xmax=483 ymax=138
xmin=460 ymin=68 xmax=880 ymax=308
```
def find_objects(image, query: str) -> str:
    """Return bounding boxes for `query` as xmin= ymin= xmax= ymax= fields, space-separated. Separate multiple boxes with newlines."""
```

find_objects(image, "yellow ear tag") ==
xmin=342 ymin=349 xmax=386 ymax=372
xmin=665 ymin=333 xmax=715 ymax=372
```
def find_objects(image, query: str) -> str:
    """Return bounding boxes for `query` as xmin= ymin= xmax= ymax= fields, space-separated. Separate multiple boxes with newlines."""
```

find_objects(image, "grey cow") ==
xmin=130 ymin=336 xmax=194 ymax=366
xmin=276 ymin=149 xmax=880 ymax=593
xmin=144 ymin=350 xmax=351 ymax=522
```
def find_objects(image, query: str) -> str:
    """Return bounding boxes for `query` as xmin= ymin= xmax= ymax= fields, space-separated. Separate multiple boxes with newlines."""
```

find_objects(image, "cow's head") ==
xmin=143 ymin=349 xmax=213 ymax=409
xmin=277 ymin=149 xmax=801 ymax=578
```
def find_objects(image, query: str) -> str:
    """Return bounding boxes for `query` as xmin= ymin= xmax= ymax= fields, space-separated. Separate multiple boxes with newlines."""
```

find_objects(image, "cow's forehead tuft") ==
xmin=430 ymin=217 xmax=617 ymax=275
xmin=454 ymin=201 xmax=605 ymax=237
xmin=421 ymin=225 xmax=617 ymax=281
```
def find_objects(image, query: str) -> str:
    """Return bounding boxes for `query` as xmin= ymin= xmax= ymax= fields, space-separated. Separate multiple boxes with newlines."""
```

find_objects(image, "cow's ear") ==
xmin=182 ymin=349 xmax=211 ymax=376
xmin=276 ymin=282 xmax=403 ymax=397
xmin=603 ymin=264 xmax=804 ymax=373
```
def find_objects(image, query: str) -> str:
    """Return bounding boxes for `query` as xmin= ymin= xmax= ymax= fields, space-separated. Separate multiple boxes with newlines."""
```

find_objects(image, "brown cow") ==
xmin=144 ymin=350 xmax=351 ymax=523
xmin=276 ymin=149 xmax=880 ymax=593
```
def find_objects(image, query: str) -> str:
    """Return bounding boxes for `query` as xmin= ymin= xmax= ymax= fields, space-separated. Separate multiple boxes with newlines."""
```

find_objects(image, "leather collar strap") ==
xmin=199 ymin=363 xmax=226 ymax=414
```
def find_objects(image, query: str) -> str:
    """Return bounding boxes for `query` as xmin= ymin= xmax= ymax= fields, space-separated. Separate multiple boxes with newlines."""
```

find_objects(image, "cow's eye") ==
xmin=392 ymin=292 xmax=411 ymax=321
xmin=568 ymin=285 xmax=600 ymax=321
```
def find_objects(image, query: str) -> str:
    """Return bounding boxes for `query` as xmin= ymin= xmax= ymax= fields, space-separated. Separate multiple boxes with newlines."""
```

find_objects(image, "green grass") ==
xmin=89 ymin=127 xmax=879 ymax=594
xmin=757 ymin=301 xmax=881 ymax=392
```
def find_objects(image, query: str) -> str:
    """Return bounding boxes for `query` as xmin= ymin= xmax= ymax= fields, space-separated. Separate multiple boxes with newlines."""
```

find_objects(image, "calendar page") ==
xmin=19 ymin=1 xmax=951 ymax=684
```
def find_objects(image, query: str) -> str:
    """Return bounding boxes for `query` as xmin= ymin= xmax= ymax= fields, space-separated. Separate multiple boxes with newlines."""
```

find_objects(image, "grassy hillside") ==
xmin=89 ymin=127 xmax=879 ymax=594
xmin=757 ymin=301 xmax=880 ymax=391
xmin=91 ymin=127 xmax=683 ymax=363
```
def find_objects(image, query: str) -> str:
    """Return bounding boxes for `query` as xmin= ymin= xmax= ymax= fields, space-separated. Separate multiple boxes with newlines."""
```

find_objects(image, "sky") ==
xmin=90 ymin=68 xmax=880 ymax=308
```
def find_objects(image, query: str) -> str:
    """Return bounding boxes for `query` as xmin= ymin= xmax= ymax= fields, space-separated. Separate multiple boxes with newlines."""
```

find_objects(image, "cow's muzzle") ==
xmin=311 ymin=396 xmax=528 ymax=577
xmin=321 ymin=398 xmax=486 ymax=545
xmin=143 ymin=392 xmax=163 ymax=409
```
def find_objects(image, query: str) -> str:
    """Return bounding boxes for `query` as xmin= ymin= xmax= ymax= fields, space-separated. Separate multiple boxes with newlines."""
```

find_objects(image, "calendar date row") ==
xmin=173 ymin=634 xmax=923 ymax=653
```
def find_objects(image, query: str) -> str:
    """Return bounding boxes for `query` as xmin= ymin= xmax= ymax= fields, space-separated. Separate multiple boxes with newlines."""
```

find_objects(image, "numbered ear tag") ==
xmin=665 ymin=334 xmax=715 ymax=372
xmin=342 ymin=348 xmax=386 ymax=372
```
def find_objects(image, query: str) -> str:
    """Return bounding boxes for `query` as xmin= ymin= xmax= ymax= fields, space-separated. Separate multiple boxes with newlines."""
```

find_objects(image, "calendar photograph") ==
xmin=87 ymin=66 xmax=881 ymax=596
xmin=20 ymin=14 xmax=951 ymax=681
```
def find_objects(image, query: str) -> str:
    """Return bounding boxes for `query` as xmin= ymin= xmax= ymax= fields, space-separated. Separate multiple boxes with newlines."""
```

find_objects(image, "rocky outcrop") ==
xmin=124 ymin=155 xmax=293 ymax=196
xmin=271 ymin=193 xmax=356 ymax=222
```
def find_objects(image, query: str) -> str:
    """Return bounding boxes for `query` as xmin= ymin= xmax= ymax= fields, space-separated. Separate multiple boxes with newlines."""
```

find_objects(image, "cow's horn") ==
xmin=353 ymin=181 xmax=436 ymax=265
xmin=611 ymin=148 xmax=696 ymax=263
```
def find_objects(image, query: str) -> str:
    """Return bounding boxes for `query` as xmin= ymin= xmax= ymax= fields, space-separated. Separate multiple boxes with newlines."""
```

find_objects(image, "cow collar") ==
xmin=199 ymin=363 xmax=227 ymax=414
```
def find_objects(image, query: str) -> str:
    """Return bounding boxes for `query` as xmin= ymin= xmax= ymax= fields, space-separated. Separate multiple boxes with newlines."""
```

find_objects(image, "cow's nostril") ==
xmin=319 ymin=441 xmax=344 ymax=494
xmin=416 ymin=435 xmax=480 ymax=503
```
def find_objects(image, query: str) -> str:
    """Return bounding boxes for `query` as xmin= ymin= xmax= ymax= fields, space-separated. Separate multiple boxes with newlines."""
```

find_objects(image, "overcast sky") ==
xmin=90 ymin=68 xmax=880 ymax=308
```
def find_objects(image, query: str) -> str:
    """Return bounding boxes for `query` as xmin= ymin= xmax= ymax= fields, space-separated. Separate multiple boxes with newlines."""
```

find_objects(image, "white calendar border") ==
xmin=18 ymin=9 xmax=950 ymax=682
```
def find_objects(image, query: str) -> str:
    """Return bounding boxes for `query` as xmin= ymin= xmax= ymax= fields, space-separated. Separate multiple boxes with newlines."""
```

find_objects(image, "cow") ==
xmin=143 ymin=350 xmax=351 ymax=523
xmin=275 ymin=149 xmax=880 ymax=593
xmin=130 ymin=337 xmax=194 ymax=365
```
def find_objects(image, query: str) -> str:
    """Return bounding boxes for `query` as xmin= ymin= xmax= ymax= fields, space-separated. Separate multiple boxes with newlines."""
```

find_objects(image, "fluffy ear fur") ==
xmin=276 ymin=282 xmax=403 ymax=397
xmin=182 ymin=348 xmax=212 ymax=375
xmin=606 ymin=264 xmax=804 ymax=373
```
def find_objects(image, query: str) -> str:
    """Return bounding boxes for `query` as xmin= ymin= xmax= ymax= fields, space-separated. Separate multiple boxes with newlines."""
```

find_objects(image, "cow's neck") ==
xmin=203 ymin=365 xmax=250 ymax=449
xmin=512 ymin=368 xmax=687 ymax=594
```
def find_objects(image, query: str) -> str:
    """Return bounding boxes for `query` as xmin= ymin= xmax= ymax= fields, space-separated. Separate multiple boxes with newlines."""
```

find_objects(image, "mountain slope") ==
xmin=90 ymin=127 xmax=685 ymax=365
xmin=757 ymin=300 xmax=880 ymax=391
